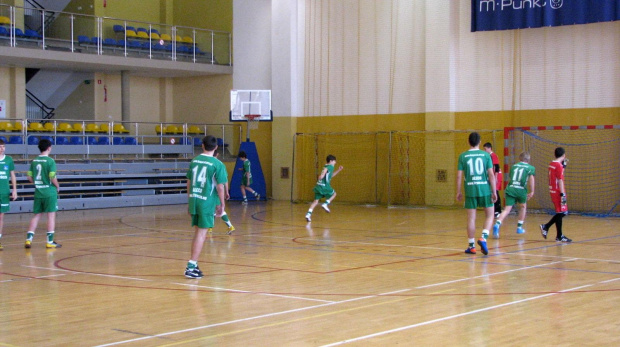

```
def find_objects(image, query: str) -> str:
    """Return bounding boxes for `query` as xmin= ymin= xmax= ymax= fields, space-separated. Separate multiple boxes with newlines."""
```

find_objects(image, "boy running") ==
xmin=492 ymin=152 xmax=535 ymax=238
xmin=184 ymin=136 xmax=227 ymax=279
xmin=238 ymin=151 xmax=259 ymax=204
xmin=214 ymin=151 xmax=235 ymax=234
xmin=305 ymin=154 xmax=343 ymax=222
xmin=456 ymin=132 xmax=497 ymax=255
xmin=540 ymin=147 xmax=572 ymax=242
xmin=0 ymin=139 xmax=17 ymax=250
xmin=25 ymin=139 xmax=61 ymax=249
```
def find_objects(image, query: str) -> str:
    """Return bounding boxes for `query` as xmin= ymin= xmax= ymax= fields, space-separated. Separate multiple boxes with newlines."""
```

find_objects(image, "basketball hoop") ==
xmin=245 ymin=114 xmax=260 ymax=130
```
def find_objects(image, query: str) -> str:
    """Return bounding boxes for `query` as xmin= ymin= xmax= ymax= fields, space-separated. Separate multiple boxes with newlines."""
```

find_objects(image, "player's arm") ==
xmin=186 ymin=179 xmax=191 ymax=197
xmin=51 ymin=176 xmax=60 ymax=192
xmin=456 ymin=170 xmax=463 ymax=201
xmin=527 ymin=176 xmax=535 ymax=200
xmin=27 ymin=171 xmax=33 ymax=184
xmin=317 ymin=167 xmax=328 ymax=180
xmin=487 ymin=167 xmax=497 ymax=202
xmin=332 ymin=166 xmax=344 ymax=178
xmin=10 ymin=170 xmax=17 ymax=200
xmin=224 ymin=182 xmax=230 ymax=200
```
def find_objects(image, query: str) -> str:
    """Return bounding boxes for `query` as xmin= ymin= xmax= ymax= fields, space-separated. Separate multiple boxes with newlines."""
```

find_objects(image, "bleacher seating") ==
xmin=70 ymin=136 xmax=83 ymax=145
xmin=113 ymin=25 xmax=124 ymax=33
xmin=27 ymin=136 xmax=38 ymax=145
xmin=0 ymin=27 xmax=9 ymax=36
xmin=28 ymin=122 xmax=44 ymax=132
xmin=9 ymin=136 xmax=23 ymax=144
xmin=87 ymin=136 xmax=97 ymax=145
xmin=85 ymin=123 xmax=101 ymax=133
xmin=113 ymin=124 xmax=130 ymax=133
xmin=40 ymin=135 xmax=53 ymax=142
xmin=57 ymin=123 xmax=74 ymax=132
xmin=73 ymin=123 xmax=85 ymax=133
xmin=14 ymin=28 xmax=24 ymax=37
xmin=103 ymin=38 xmax=117 ymax=46
xmin=0 ymin=122 xmax=14 ymax=132
xmin=97 ymin=137 xmax=110 ymax=145
xmin=124 ymin=137 xmax=137 ymax=145
xmin=24 ymin=29 xmax=41 ymax=39
xmin=0 ymin=16 xmax=11 ymax=25
xmin=112 ymin=137 xmax=123 ymax=145
xmin=43 ymin=123 xmax=55 ymax=132
xmin=13 ymin=122 xmax=23 ymax=132
xmin=56 ymin=136 xmax=69 ymax=145
xmin=125 ymin=29 xmax=137 ymax=38
xmin=0 ymin=136 xmax=6 ymax=143
xmin=78 ymin=35 xmax=90 ymax=44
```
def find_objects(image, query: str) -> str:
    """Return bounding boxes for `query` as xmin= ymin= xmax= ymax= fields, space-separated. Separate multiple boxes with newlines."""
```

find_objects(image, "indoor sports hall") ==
xmin=0 ymin=1 xmax=618 ymax=346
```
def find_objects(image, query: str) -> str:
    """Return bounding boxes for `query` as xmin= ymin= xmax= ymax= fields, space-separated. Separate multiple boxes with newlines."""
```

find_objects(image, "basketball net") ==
xmin=245 ymin=114 xmax=260 ymax=130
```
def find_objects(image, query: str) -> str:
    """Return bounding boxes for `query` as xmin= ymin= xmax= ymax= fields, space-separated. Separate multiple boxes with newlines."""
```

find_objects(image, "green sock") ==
xmin=482 ymin=230 xmax=489 ymax=240
xmin=26 ymin=232 xmax=34 ymax=241
xmin=495 ymin=220 xmax=501 ymax=226
xmin=47 ymin=231 xmax=54 ymax=243
xmin=517 ymin=221 xmax=524 ymax=227
xmin=221 ymin=214 xmax=232 ymax=227
xmin=187 ymin=260 xmax=197 ymax=269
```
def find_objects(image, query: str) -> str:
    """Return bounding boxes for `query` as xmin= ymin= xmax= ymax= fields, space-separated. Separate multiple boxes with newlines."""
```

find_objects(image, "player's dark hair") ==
xmin=0 ymin=139 xmax=5 ymax=145
xmin=38 ymin=139 xmax=52 ymax=152
xmin=483 ymin=142 xmax=492 ymax=149
xmin=326 ymin=154 xmax=336 ymax=162
xmin=238 ymin=151 xmax=247 ymax=159
xmin=202 ymin=135 xmax=217 ymax=151
xmin=468 ymin=132 xmax=481 ymax=147
xmin=554 ymin=147 xmax=565 ymax=158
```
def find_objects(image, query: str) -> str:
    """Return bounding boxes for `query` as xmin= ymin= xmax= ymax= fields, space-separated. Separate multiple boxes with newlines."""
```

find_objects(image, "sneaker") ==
xmin=242 ymin=200 xmax=248 ymax=205
xmin=255 ymin=193 xmax=261 ymax=201
xmin=321 ymin=203 xmax=331 ymax=213
xmin=46 ymin=241 xmax=62 ymax=249
xmin=492 ymin=224 xmax=500 ymax=238
xmin=227 ymin=225 xmax=235 ymax=235
xmin=556 ymin=235 xmax=572 ymax=242
xmin=516 ymin=227 xmax=525 ymax=234
xmin=184 ymin=267 xmax=204 ymax=279
xmin=25 ymin=240 xmax=32 ymax=249
xmin=465 ymin=247 xmax=476 ymax=254
xmin=477 ymin=238 xmax=488 ymax=255
xmin=305 ymin=214 xmax=311 ymax=222
xmin=540 ymin=224 xmax=548 ymax=239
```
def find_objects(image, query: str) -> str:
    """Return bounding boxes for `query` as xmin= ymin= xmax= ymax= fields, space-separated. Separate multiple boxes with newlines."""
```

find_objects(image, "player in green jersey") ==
xmin=305 ymin=154 xmax=343 ymax=222
xmin=214 ymin=151 xmax=235 ymax=234
xmin=456 ymin=132 xmax=497 ymax=255
xmin=25 ymin=139 xmax=61 ymax=249
xmin=238 ymin=151 xmax=260 ymax=204
xmin=184 ymin=136 xmax=227 ymax=279
xmin=0 ymin=139 xmax=17 ymax=250
xmin=493 ymin=152 xmax=536 ymax=238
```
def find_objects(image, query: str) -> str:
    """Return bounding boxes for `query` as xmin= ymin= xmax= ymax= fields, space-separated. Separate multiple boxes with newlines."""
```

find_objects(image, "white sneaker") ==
xmin=321 ymin=203 xmax=330 ymax=213
xmin=242 ymin=200 xmax=248 ymax=205
xmin=305 ymin=214 xmax=311 ymax=222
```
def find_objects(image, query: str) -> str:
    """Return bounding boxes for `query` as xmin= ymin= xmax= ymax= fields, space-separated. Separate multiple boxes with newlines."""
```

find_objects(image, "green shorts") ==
xmin=188 ymin=197 xmax=216 ymax=229
xmin=313 ymin=186 xmax=335 ymax=200
xmin=504 ymin=190 xmax=527 ymax=206
xmin=242 ymin=177 xmax=252 ymax=187
xmin=0 ymin=194 xmax=9 ymax=213
xmin=33 ymin=195 xmax=58 ymax=214
xmin=464 ymin=195 xmax=493 ymax=209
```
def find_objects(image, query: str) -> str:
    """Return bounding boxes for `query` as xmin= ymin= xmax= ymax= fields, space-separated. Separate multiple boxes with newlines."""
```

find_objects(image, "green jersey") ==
xmin=243 ymin=159 xmax=252 ymax=177
xmin=28 ymin=155 xmax=57 ymax=198
xmin=457 ymin=149 xmax=493 ymax=197
xmin=0 ymin=155 xmax=15 ymax=195
xmin=505 ymin=162 xmax=535 ymax=195
xmin=186 ymin=154 xmax=228 ymax=213
xmin=315 ymin=164 xmax=334 ymax=190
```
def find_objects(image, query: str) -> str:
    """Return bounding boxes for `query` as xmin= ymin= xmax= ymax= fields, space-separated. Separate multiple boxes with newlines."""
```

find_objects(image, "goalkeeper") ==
xmin=540 ymin=147 xmax=572 ymax=242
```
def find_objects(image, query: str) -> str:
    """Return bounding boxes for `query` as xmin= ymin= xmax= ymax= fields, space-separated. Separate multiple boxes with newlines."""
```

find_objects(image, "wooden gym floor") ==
xmin=0 ymin=201 xmax=619 ymax=346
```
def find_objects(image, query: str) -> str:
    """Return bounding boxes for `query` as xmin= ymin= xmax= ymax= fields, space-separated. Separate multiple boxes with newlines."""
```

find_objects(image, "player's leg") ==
xmin=494 ymin=190 xmax=502 ymax=218
xmin=45 ymin=211 xmax=61 ymax=248
xmin=306 ymin=198 xmax=320 ymax=221
xmin=516 ymin=203 xmax=527 ymax=234
xmin=477 ymin=204 xmax=494 ymax=255
xmin=240 ymin=184 xmax=248 ymax=203
xmin=185 ymin=201 xmax=214 ymax=278
xmin=25 ymin=205 xmax=42 ymax=248
xmin=321 ymin=191 xmax=336 ymax=213
xmin=493 ymin=204 xmax=513 ymax=238
xmin=464 ymin=208 xmax=477 ymax=254
xmin=554 ymin=213 xmax=571 ymax=242
xmin=245 ymin=185 xmax=260 ymax=200
xmin=221 ymin=211 xmax=235 ymax=234
xmin=0 ymin=213 xmax=3 ymax=250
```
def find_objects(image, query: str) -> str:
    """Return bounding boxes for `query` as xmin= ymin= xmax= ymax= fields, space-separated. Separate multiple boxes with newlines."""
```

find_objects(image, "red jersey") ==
xmin=548 ymin=161 xmax=564 ymax=192
xmin=490 ymin=152 xmax=503 ymax=191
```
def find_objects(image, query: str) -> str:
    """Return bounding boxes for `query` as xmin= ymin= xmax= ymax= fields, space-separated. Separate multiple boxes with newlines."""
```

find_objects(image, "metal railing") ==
xmin=0 ymin=4 xmax=232 ymax=66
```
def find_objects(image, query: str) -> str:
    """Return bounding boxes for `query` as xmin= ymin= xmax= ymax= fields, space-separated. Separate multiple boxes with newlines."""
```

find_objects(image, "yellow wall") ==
xmin=172 ymin=0 xmax=232 ymax=32
xmin=55 ymin=80 xmax=95 ymax=120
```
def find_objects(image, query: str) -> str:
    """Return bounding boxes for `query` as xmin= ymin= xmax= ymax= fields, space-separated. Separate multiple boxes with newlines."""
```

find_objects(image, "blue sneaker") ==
xmin=477 ymin=238 xmax=488 ymax=255
xmin=492 ymin=224 xmax=500 ymax=238
xmin=516 ymin=227 xmax=525 ymax=234
xmin=464 ymin=247 xmax=476 ymax=254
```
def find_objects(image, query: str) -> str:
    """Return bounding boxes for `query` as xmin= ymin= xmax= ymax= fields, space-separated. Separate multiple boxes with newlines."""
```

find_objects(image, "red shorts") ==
xmin=550 ymin=191 xmax=568 ymax=213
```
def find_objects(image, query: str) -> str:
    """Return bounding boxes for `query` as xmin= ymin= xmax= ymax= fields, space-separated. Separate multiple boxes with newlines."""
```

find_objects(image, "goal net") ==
xmin=505 ymin=126 xmax=620 ymax=217
xmin=293 ymin=130 xmax=501 ymax=207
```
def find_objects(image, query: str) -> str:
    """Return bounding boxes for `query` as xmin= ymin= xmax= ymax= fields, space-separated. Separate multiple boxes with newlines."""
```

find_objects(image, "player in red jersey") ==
xmin=483 ymin=143 xmax=503 ymax=218
xmin=540 ymin=147 xmax=572 ymax=242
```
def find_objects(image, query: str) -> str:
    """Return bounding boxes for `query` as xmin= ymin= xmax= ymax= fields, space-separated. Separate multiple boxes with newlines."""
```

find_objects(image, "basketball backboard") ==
xmin=230 ymin=90 xmax=273 ymax=122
